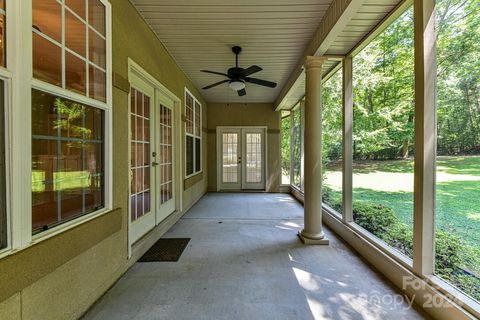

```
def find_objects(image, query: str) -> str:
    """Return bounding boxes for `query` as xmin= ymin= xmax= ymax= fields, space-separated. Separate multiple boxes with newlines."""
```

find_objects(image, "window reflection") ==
xmin=0 ymin=11 xmax=5 ymax=67
xmin=33 ymin=33 xmax=62 ymax=86
xmin=65 ymin=10 xmax=86 ymax=57
xmin=32 ymin=0 xmax=107 ymax=102
xmin=0 ymin=81 xmax=6 ymax=250
xmin=32 ymin=0 xmax=62 ymax=43
xmin=31 ymin=89 xmax=104 ymax=233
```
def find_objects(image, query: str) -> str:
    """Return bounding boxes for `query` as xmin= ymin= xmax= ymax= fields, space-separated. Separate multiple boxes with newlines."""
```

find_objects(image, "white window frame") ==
xmin=1 ymin=0 xmax=113 ymax=260
xmin=184 ymin=88 xmax=202 ymax=179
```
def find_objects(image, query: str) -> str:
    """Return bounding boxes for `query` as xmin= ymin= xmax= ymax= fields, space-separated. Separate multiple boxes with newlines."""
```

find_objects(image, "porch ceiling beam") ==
xmin=274 ymin=0 xmax=366 ymax=111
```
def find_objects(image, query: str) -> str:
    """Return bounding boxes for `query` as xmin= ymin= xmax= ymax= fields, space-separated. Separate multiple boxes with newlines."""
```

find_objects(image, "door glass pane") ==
xmin=159 ymin=105 xmax=173 ymax=204
xmin=222 ymin=133 xmax=238 ymax=183
xmin=130 ymin=88 xmax=151 ymax=222
xmin=245 ymin=133 xmax=262 ymax=183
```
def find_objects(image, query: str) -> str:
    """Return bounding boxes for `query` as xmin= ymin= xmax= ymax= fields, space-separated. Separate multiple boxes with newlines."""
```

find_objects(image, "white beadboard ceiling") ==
xmin=130 ymin=0 xmax=334 ymax=103
xmin=130 ymin=0 xmax=405 ymax=105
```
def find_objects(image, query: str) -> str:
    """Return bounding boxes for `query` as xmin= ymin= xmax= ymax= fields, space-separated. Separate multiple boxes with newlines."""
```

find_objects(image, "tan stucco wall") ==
xmin=0 ymin=0 xmax=208 ymax=319
xmin=207 ymin=103 xmax=281 ymax=192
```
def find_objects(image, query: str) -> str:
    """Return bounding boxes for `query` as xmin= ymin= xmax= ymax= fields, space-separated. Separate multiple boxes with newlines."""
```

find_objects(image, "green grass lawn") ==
xmin=324 ymin=155 xmax=480 ymax=248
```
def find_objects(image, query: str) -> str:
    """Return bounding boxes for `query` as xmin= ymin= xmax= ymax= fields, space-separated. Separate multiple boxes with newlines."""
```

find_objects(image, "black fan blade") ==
xmin=202 ymin=79 xmax=229 ymax=90
xmin=245 ymin=77 xmax=277 ymax=88
xmin=201 ymin=70 xmax=230 ymax=77
xmin=237 ymin=88 xmax=246 ymax=96
xmin=242 ymin=65 xmax=262 ymax=77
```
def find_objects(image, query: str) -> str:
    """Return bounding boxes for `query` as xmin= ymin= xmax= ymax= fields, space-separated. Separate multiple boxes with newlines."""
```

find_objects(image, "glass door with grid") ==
xmin=217 ymin=127 xmax=265 ymax=191
xmin=130 ymin=82 xmax=155 ymax=244
xmin=154 ymin=95 xmax=175 ymax=223
xmin=241 ymin=128 xmax=265 ymax=190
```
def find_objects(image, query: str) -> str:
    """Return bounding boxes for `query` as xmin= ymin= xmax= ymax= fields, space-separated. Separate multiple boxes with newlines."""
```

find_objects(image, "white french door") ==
xmin=129 ymin=73 xmax=176 ymax=245
xmin=155 ymin=95 xmax=175 ymax=223
xmin=217 ymin=127 xmax=266 ymax=191
xmin=130 ymin=79 xmax=155 ymax=244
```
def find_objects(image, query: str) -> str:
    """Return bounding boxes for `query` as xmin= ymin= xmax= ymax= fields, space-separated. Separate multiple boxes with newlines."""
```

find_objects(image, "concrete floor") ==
xmin=84 ymin=193 xmax=428 ymax=320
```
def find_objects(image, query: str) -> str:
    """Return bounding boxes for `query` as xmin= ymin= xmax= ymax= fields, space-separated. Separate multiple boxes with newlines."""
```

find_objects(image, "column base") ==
xmin=297 ymin=231 xmax=330 ymax=245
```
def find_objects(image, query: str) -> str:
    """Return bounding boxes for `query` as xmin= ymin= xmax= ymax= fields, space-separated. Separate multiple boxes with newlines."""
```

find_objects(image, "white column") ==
xmin=413 ymin=0 xmax=436 ymax=276
xmin=298 ymin=56 xmax=329 ymax=245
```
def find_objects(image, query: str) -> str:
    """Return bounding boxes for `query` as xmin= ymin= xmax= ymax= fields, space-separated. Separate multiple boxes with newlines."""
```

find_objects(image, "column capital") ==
xmin=304 ymin=56 xmax=327 ymax=70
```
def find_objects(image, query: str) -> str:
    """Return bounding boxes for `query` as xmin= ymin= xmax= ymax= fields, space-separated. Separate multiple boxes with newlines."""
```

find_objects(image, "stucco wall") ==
xmin=207 ymin=103 xmax=281 ymax=192
xmin=0 ymin=0 xmax=208 ymax=319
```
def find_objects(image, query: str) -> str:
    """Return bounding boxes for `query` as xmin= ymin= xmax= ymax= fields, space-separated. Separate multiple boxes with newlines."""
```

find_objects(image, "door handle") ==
xmin=152 ymin=161 xmax=159 ymax=166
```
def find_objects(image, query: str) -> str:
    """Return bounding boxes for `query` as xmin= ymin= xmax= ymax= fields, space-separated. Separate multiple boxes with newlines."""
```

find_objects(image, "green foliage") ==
xmin=292 ymin=108 xmax=301 ymax=187
xmin=322 ymin=185 xmax=480 ymax=301
xmin=352 ymin=8 xmax=415 ymax=160
xmin=281 ymin=114 xmax=291 ymax=177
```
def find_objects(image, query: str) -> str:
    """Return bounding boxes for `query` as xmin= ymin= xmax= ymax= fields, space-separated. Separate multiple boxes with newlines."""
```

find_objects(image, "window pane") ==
xmin=222 ymin=133 xmax=238 ymax=183
xmin=60 ymin=141 xmax=84 ymax=221
xmin=245 ymin=133 xmax=261 ymax=183
xmin=292 ymin=107 xmax=301 ymax=188
xmin=185 ymin=93 xmax=194 ymax=135
xmin=32 ymin=0 xmax=62 ymax=43
xmin=194 ymin=101 xmax=201 ymax=137
xmin=33 ymin=33 xmax=62 ymax=86
xmin=435 ymin=0 xmax=480 ymax=302
xmin=66 ymin=0 xmax=86 ymax=20
xmin=89 ymin=28 xmax=106 ymax=69
xmin=281 ymin=112 xmax=291 ymax=185
xmin=186 ymin=136 xmax=194 ymax=176
xmin=65 ymin=52 xmax=87 ymax=95
xmin=195 ymin=137 xmax=201 ymax=173
xmin=89 ymin=64 xmax=106 ymax=102
xmin=352 ymin=7 xmax=414 ymax=259
xmin=322 ymin=69 xmax=343 ymax=213
xmin=32 ymin=0 xmax=107 ymax=103
xmin=65 ymin=10 xmax=86 ymax=57
xmin=89 ymin=0 xmax=106 ymax=36
xmin=0 ymin=13 xmax=5 ymax=67
xmin=32 ymin=139 xmax=59 ymax=231
xmin=31 ymin=89 xmax=105 ymax=234
xmin=0 ymin=81 xmax=6 ymax=250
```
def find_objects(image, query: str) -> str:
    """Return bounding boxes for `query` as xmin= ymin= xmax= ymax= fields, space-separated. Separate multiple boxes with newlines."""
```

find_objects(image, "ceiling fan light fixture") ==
xmin=229 ymin=80 xmax=245 ymax=91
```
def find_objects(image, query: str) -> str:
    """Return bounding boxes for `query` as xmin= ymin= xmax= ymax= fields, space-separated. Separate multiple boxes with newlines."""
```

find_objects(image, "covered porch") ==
xmin=84 ymin=193 xmax=426 ymax=319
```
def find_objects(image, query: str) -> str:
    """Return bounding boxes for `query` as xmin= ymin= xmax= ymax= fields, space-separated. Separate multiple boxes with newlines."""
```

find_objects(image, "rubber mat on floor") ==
xmin=138 ymin=238 xmax=190 ymax=262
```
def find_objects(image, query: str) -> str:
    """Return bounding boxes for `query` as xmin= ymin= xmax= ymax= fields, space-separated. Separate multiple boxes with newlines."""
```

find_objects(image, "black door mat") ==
xmin=138 ymin=238 xmax=191 ymax=262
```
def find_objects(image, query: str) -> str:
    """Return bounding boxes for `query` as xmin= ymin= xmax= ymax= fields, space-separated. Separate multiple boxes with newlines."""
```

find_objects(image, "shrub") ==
xmin=322 ymin=187 xmax=479 ymax=300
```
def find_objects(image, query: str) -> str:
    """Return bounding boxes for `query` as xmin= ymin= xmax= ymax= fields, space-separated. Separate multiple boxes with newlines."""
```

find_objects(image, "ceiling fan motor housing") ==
xmin=200 ymin=45 xmax=277 ymax=95
xmin=228 ymin=67 xmax=245 ymax=79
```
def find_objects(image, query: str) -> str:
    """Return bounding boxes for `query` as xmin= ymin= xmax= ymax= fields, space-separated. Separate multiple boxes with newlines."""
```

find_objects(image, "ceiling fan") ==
xmin=201 ymin=46 xmax=277 ymax=96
